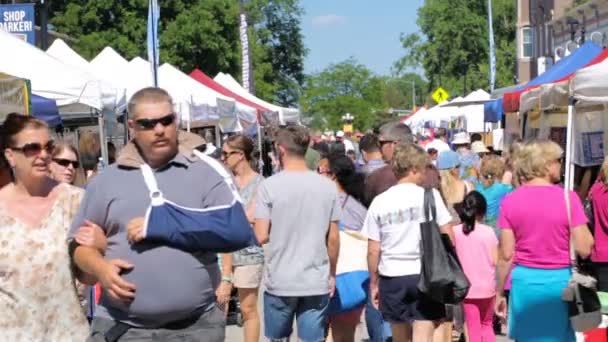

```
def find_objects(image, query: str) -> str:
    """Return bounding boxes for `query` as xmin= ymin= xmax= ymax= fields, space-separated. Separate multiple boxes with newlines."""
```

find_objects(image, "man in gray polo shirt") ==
xmin=69 ymin=87 xmax=235 ymax=341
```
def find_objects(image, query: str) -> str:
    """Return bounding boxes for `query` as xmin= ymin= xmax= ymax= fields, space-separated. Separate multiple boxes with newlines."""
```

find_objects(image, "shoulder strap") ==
xmin=193 ymin=150 xmax=243 ymax=203
xmin=140 ymin=164 xmax=164 ymax=205
xmin=565 ymin=188 xmax=576 ymax=265
xmin=424 ymin=188 xmax=437 ymax=222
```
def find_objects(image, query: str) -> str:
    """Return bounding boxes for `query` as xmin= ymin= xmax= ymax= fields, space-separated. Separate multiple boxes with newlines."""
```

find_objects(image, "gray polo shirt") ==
xmin=69 ymin=149 xmax=233 ymax=328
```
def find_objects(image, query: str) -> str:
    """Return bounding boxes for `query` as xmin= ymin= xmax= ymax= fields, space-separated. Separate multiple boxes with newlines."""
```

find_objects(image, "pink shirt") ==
xmin=591 ymin=182 xmax=608 ymax=262
xmin=454 ymin=223 xmax=498 ymax=299
xmin=497 ymin=185 xmax=587 ymax=269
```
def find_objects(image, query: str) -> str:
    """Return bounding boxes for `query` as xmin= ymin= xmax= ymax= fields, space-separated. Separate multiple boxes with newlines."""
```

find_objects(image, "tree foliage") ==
xmin=301 ymin=58 xmax=388 ymax=131
xmin=48 ymin=0 xmax=306 ymax=104
xmin=393 ymin=0 xmax=516 ymax=101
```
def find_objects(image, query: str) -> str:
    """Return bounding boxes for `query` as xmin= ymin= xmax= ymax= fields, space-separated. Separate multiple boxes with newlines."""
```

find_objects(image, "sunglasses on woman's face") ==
xmin=10 ymin=140 xmax=55 ymax=156
xmin=53 ymin=158 xmax=80 ymax=169
xmin=134 ymin=113 xmax=176 ymax=130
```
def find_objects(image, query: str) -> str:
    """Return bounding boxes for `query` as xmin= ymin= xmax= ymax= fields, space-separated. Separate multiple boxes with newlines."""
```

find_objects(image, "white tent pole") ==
xmin=98 ymin=111 xmax=108 ymax=167
xmin=188 ymin=95 xmax=193 ymax=132
xmin=564 ymin=97 xmax=575 ymax=191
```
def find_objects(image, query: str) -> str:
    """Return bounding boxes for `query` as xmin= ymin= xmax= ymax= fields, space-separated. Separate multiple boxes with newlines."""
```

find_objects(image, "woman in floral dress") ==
xmin=0 ymin=113 xmax=89 ymax=341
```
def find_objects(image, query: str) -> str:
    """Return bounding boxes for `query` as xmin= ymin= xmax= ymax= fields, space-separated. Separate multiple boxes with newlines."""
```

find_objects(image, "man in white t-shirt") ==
xmin=425 ymin=128 xmax=451 ymax=154
xmin=362 ymin=142 xmax=453 ymax=342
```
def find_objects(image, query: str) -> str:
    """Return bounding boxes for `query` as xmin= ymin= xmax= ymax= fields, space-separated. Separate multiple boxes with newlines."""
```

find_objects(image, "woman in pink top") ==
xmin=495 ymin=140 xmax=594 ymax=342
xmin=453 ymin=191 xmax=498 ymax=342
xmin=590 ymin=159 xmax=608 ymax=291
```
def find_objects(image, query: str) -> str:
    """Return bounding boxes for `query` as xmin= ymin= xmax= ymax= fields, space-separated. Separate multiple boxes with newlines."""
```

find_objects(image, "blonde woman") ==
xmin=436 ymin=150 xmax=474 ymax=221
xmin=495 ymin=140 xmax=594 ymax=342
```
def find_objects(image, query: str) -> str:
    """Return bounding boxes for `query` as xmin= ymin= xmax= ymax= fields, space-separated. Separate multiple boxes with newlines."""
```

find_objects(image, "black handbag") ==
xmin=417 ymin=189 xmax=470 ymax=304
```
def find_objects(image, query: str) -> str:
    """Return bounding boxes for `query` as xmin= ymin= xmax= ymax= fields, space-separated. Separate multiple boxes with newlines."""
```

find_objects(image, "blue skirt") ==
xmin=509 ymin=265 xmax=574 ymax=342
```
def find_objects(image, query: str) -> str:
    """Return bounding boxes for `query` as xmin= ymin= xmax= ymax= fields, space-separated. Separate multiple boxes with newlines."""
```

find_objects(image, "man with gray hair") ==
xmin=364 ymin=121 xmax=414 ymax=205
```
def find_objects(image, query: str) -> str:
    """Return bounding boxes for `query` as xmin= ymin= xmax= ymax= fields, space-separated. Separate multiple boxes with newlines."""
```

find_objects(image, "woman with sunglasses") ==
xmin=50 ymin=142 xmax=80 ymax=185
xmin=0 ymin=113 xmax=89 ymax=340
xmin=219 ymin=134 xmax=264 ymax=342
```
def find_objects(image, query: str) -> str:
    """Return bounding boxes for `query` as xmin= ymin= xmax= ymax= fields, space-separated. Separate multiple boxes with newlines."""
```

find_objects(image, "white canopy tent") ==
xmin=214 ymin=72 xmax=300 ymax=124
xmin=440 ymin=89 xmax=490 ymax=133
xmin=47 ymin=39 xmax=126 ymax=113
xmin=0 ymin=28 xmax=105 ymax=111
xmin=571 ymin=58 xmax=608 ymax=106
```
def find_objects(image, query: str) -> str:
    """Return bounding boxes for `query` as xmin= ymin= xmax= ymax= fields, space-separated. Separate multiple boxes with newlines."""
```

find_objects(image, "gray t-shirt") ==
xmin=338 ymin=193 xmax=367 ymax=232
xmin=69 ymin=152 xmax=234 ymax=327
xmin=256 ymin=170 xmax=341 ymax=296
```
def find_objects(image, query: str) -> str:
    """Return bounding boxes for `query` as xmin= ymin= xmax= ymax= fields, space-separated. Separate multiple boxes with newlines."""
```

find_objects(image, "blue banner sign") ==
xmin=0 ymin=3 xmax=35 ymax=45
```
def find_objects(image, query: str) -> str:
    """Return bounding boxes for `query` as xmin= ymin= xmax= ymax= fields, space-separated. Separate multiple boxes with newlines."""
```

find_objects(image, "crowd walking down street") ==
xmin=0 ymin=87 xmax=604 ymax=342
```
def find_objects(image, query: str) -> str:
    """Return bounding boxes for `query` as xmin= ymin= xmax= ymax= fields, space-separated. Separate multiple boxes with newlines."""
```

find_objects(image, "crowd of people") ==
xmin=0 ymin=86 xmax=606 ymax=342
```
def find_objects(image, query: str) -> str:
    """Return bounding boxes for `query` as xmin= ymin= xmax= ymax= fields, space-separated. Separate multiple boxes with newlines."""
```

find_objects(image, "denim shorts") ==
xmin=263 ymin=291 xmax=329 ymax=342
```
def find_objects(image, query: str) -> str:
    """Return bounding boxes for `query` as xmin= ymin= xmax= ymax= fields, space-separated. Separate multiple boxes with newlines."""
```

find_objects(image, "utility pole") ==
xmin=412 ymin=80 xmax=416 ymax=110
xmin=40 ymin=0 xmax=49 ymax=49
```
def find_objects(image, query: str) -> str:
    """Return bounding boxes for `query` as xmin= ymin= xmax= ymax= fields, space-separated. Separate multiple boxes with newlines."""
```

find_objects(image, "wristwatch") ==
xmin=222 ymin=276 xmax=233 ymax=283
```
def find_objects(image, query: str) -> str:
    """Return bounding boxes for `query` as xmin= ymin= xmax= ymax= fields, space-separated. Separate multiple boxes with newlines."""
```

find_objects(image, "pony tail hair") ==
xmin=458 ymin=191 xmax=487 ymax=235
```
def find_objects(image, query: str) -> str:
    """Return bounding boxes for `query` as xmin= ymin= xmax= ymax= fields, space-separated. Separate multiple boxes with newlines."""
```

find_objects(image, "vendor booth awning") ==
xmin=31 ymin=94 xmax=61 ymax=127
xmin=572 ymin=55 xmax=608 ymax=105
xmin=503 ymin=41 xmax=603 ymax=112
xmin=0 ymin=29 xmax=108 ymax=112
xmin=214 ymin=72 xmax=299 ymax=124
xmin=190 ymin=69 xmax=271 ymax=114
xmin=0 ymin=71 xmax=29 ymax=121
xmin=519 ymin=48 xmax=608 ymax=114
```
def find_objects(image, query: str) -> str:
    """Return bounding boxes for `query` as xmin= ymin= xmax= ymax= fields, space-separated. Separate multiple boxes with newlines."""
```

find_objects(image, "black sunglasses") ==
xmin=53 ymin=158 xmax=80 ymax=168
xmin=10 ymin=140 xmax=55 ymax=156
xmin=135 ymin=113 xmax=176 ymax=130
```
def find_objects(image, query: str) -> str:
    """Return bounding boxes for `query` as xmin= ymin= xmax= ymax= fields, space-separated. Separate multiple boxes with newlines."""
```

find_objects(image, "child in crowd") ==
xmin=453 ymin=191 xmax=498 ymax=342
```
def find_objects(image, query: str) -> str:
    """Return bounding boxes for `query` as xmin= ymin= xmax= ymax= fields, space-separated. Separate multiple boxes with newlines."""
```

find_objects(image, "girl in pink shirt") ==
xmin=453 ymin=191 xmax=498 ymax=342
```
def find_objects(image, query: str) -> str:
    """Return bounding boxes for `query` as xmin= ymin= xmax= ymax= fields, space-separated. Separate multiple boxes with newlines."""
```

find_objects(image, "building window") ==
xmin=522 ymin=27 xmax=534 ymax=58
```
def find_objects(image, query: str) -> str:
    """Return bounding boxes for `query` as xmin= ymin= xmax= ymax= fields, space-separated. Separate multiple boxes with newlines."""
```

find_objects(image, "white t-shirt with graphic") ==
xmin=361 ymin=183 xmax=452 ymax=277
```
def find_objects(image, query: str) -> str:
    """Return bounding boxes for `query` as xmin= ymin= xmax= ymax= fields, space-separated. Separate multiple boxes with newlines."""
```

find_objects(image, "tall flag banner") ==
xmin=488 ymin=0 xmax=496 ymax=92
xmin=147 ymin=0 xmax=160 ymax=87
xmin=239 ymin=4 xmax=251 ymax=93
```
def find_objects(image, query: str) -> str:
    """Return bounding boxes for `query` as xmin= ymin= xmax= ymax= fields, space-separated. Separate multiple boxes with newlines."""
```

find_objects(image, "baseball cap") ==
xmin=436 ymin=150 xmax=460 ymax=170
xmin=336 ymin=131 xmax=345 ymax=138
xmin=471 ymin=141 xmax=490 ymax=154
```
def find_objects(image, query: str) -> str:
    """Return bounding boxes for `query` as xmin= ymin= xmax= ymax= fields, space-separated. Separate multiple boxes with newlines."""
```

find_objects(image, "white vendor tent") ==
xmin=440 ymin=89 xmax=490 ymax=133
xmin=214 ymin=72 xmax=300 ymax=124
xmin=156 ymin=62 xmax=258 ymax=130
xmin=0 ymin=28 xmax=105 ymax=111
xmin=47 ymin=39 xmax=126 ymax=113
xmin=571 ymin=58 xmax=608 ymax=106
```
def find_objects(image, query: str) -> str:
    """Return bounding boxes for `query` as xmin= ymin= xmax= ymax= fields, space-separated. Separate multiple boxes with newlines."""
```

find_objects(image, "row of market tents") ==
xmin=0 ymin=27 xmax=300 ymax=132
xmin=405 ymin=39 xmax=608 ymax=191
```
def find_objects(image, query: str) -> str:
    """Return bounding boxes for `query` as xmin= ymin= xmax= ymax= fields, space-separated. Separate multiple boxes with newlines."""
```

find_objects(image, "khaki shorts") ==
xmin=233 ymin=264 xmax=263 ymax=289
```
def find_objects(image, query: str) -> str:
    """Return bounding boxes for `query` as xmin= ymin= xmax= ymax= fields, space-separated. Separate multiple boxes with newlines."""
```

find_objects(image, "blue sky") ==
xmin=301 ymin=0 xmax=424 ymax=76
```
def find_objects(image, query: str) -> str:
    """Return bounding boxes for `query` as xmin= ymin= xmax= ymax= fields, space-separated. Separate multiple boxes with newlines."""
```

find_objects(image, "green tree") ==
xmin=384 ymin=73 xmax=429 ymax=111
xmin=246 ymin=0 xmax=307 ymax=106
xmin=394 ymin=0 xmax=516 ymax=101
xmin=300 ymin=58 xmax=387 ymax=131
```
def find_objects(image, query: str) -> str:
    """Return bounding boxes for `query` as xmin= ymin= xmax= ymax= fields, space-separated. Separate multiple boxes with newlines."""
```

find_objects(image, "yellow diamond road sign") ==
xmin=432 ymin=87 xmax=449 ymax=104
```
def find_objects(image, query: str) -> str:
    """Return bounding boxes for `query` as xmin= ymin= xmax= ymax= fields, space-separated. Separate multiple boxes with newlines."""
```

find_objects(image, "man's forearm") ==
xmin=73 ymin=245 xmax=107 ymax=285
